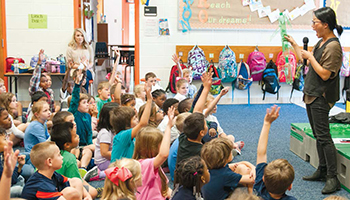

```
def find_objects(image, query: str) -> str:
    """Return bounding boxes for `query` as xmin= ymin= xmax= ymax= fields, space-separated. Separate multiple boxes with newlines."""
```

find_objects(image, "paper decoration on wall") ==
xmin=178 ymin=0 xmax=319 ymax=31
xmin=28 ymin=14 xmax=47 ymax=29
xmin=288 ymin=7 xmax=301 ymax=21
xmin=268 ymin=9 xmax=280 ymax=23
xmin=144 ymin=19 xmax=158 ymax=37
xmin=141 ymin=0 xmax=150 ymax=6
xmin=159 ymin=19 xmax=170 ymax=35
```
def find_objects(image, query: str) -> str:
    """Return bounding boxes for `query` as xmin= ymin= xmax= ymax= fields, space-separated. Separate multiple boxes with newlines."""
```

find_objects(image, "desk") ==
xmin=5 ymin=72 xmax=65 ymax=96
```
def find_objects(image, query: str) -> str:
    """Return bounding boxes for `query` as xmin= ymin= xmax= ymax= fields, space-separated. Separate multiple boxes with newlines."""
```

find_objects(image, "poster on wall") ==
xmin=178 ymin=0 xmax=319 ymax=32
xmin=324 ymin=0 xmax=350 ymax=29
xmin=159 ymin=19 xmax=170 ymax=35
xmin=28 ymin=14 xmax=47 ymax=29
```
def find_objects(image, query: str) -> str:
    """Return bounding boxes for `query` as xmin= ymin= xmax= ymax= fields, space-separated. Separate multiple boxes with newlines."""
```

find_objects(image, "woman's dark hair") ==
xmin=174 ymin=156 xmax=205 ymax=196
xmin=97 ymin=102 xmax=119 ymax=131
xmin=314 ymin=7 xmax=343 ymax=36
xmin=152 ymin=89 xmax=166 ymax=98
xmin=0 ymin=107 xmax=6 ymax=116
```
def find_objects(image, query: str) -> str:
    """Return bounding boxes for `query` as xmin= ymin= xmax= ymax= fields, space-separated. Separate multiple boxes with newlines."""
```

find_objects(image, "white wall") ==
xmin=104 ymin=0 xmax=122 ymax=45
xmin=6 ymin=0 xmax=74 ymax=102
xmin=139 ymin=0 xmax=350 ymax=104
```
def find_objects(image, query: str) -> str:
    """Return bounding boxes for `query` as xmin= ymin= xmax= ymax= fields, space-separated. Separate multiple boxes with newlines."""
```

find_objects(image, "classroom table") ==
xmin=4 ymin=72 xmax=65 ymax=97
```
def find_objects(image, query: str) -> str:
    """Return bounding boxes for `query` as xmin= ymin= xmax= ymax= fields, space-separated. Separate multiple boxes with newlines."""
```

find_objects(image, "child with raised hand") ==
xmin=172 ymin=53 xmax=197 ymax=98
xmin=101 ymin=158 xmax=142 ymax=200
xmin=133 ymin=106 xmax=175 ymax=200
xmin=68 ymin=69 xmax=94 ymax=172
xmin=29 ymin=49 xmax=57 ymax=113
xmin=51 ymin=122 xmax=97 ymax=199
xmin=84 ymin=102 xmax=119 ymax=182
xmin=152 ymin=89 xmax=167 ymax=110
xmin=203 ymin=90 xmax=244 ymax=155
xmin=138 ymin=102 xmax=164 ymax=128
xmin=110 ymin=84 xmax=153 ymax=162
xmin=157 ymin=98 xmax=180 ymax=143
xmin=0 ymin=128 xmax=26 ymax=198
xmin=201 ymin=138 xmax=255 ymax=200
xmin=254 ymin=105 xmax=296 ymax=200
xmin=171 ymin=156 xmax=210 ymax=200
xmin=22 ymin=141 xmax=91 ymax=200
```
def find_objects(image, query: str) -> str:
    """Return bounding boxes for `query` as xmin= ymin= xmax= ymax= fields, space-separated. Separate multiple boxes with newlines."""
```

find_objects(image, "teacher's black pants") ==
xmin=306 ymin=96 xmax=337 ymax=176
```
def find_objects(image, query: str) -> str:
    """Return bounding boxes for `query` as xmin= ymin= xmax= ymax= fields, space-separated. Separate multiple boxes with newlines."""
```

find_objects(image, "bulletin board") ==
xmin=178 ymin=0 xmax=320 ymax=31
xmin=324 ymin=0 xmax=350 ymax=29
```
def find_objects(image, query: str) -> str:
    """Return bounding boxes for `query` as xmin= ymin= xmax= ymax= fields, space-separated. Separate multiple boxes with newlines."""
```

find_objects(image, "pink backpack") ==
xmin=276 ymin=51 xmax=297 ymax=83
xmin=247 ymin=51 xmax=266 ymax=81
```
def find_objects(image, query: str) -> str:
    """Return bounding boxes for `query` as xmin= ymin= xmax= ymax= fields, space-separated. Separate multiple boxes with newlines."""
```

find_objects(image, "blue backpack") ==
xmin=187 ymin=45 xmax=209 ymax=80
xmin=261 ymin=61 xmax=280 ymax=100
xmin=235 ymin=62 xmax=253 ymax=90
xmin=218 ymin=46 xmax=237 ymax=83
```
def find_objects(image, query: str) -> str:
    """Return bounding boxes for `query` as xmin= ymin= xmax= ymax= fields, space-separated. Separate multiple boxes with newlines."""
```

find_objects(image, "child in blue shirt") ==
xmin=254 ymin=105 xmax=296 ymax=200
xmin=201 ymin=138 xmax=255 ymax=200
xmin=110 ymin=84 xmax=152 ymax=161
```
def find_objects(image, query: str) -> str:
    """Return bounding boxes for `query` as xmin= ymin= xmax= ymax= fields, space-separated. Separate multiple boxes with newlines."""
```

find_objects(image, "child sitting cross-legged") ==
xmin=101 ymin=158 xmax=142 ymax=200
xmin=0 ymin=127 xmax=26 ymax=198
xmin=51 ymin=122 xmax=97 ymax=199
xmin=133 ymin=106 xmax=176 ymax=200
xmin=171 ymin=156 xmax=210 ymax=200
xmin=84 ymin=102 xmax=120 ymax=182
xmin=68 ymin=70 xmax=94 ymax=174
xmin=203 ymin=91 xmax=244 ymax=155
xmin=110 ymin=84 xmax=153 ymax=162
xmin=21 ymin=141 xmax=91 ymax=200
xmin=254 ymin=105 xmax=296 ymax=200
xmin=201 ymin=138 xmax=255 ymax=200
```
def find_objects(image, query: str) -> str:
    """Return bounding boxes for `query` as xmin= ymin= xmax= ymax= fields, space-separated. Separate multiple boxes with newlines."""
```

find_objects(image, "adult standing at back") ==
xmin=67 ymin=28 xmax=94 ymax=92
xmin=285 ymin=7 xmax=343 ymax=194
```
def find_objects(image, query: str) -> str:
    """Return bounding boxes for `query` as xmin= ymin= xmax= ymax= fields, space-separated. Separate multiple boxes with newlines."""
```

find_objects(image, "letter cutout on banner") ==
xmin=330 ymin=0 xmax=340 ymax=14
xmin=198 ymin=10 xmax=208 ymax=23
xmin=180 ymin=0 xmax=193 ymax=32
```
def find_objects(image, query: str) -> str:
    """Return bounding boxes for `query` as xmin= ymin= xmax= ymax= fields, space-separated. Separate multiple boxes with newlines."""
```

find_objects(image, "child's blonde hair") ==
xmin=264 ymin=159 xmax=294 ymax=195
xmin=132 ymin=126 xmax=168 ymax=197
xmin=176 ymin=78 xmax=188 ymax=89
xmin=98 ymin=81 xmax=110 ymax=91
xmin=30 ymin=141 xmax=57 ymax=170
xmin=32 ymin=101 xmax=50 ymax=121
xmin=201 ymin=137 xmax=233 ymax=169
xmin=182 ymin=69 xmax=192 ymax=76
xmin=175 ymin=112 xmax=191 ymax=133
xmin=134 ymin=84 xmax=145 ymax=98
xmin=102 ymin=158 xmax=142 ymax=200
xmin=226 ymin=188 xmax=260 ymax=200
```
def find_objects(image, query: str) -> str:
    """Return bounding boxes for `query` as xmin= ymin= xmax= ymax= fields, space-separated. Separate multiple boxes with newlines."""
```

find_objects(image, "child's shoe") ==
xmin=84 ymin=166 xmax=103 ymax=182
xmin=79 ymin=167 xmax=87 ymax=178
xmin=235 ymin=141 xmax=244 ymax=150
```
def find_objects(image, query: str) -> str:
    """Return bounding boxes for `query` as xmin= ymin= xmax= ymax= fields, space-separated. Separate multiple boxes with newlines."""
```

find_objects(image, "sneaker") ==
xmin=79 ymin=168 xmax=87 ymax=179
xmin=235 ymin=141 xmax=245 ymax=150
xmin=96 ymin=187 xmax=103 ymax=198
xmin=84 ymin=166 xmax=102 ymax=182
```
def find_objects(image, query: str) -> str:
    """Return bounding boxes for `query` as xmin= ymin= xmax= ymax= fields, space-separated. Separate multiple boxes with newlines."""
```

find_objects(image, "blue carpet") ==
xmin=216 ymin=104 xmax=350 ymax=199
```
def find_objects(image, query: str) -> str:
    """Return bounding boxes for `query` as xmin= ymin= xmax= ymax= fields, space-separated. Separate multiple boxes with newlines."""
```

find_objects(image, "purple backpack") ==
xmin=187 ymin=45 xmax=209 ymax=80
xmin=247 ymin=51 xmax=266 ymax=81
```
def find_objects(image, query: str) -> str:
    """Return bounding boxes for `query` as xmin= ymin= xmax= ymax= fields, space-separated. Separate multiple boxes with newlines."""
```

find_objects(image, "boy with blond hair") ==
xmin=96 ymin=81 xmax=111 ymax=117
xmin=254 ymin=105 xmax=296 ymax=200
xmin=22 ymin=141 xmax=91 ymax=200
xmin=201 ymin=138 xmax=255 ymax=200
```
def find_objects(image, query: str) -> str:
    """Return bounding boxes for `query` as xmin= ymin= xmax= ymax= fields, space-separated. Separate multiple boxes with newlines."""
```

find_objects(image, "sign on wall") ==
xmin=28 ymin=14 xmax=47 ymax=29
xmin=324 ymin=0 xmax=350 ymax=29
xmin=178 ymin=0 xmax=320 ymax=32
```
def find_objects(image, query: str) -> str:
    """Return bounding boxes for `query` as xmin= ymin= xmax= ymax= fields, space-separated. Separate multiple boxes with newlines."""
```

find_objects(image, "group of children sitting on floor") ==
xmin=0 ymin=50 xmax=347 ymax=200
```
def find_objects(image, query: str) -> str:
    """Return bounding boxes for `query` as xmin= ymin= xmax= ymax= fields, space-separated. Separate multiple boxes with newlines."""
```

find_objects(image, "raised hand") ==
xmin=3 ymin=141 xmax=20 ymax=178
xmin=201 ymin=68 xmax=213 ymax=89
xmin=220 ymin=87 xmax=229 ymax=96
xmin=284 ymin=35 xmax=297 ymax=46
xmin=145 ymin=84 xmax=152 ymax=101
xmin=167 ymin=106 xmax=175 ymax=127
xmin=75 ymin=69 xmax=84 ymax=85
xmin=264 ymin=105 xmax=280 ymax=124
xmin=172 ymin=54 xmax=181 ymax=65
xmin=38 ymin=49 xmax=45 ymax=64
